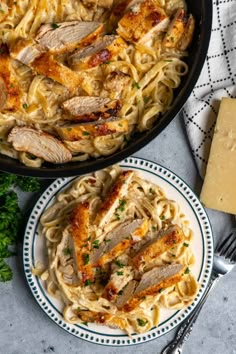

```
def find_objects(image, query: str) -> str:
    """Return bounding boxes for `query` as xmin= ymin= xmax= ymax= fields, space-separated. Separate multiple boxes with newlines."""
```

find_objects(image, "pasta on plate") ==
xmin=0 ymin=0 xmax=194 ymax=167
xmin=34 ymin=166 xmax=198 ymax=335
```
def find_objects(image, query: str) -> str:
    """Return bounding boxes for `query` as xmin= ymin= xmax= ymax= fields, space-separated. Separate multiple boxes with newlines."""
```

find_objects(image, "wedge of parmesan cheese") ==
xmin=200 ymin=98 xmax=236 ymax=214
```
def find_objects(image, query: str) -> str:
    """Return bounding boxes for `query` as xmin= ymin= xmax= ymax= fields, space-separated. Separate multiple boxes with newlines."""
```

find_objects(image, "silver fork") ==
xmin=161 ymin=229 xmax=236 ymax=354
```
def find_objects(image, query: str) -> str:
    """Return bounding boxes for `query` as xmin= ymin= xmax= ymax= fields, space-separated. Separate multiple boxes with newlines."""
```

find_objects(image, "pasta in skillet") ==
xmin=0 ymin=0 xmax=194 ymax=167
xmin=35 ymin=166 xmax=198 ymax=335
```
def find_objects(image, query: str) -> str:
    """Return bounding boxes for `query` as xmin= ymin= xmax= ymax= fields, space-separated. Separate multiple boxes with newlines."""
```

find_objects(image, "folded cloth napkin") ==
xmin=183 ymin=0 xmax=236 ymax=178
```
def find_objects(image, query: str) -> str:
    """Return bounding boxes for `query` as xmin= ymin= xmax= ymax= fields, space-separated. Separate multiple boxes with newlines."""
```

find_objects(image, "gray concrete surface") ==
xmin=0 ymin=114 xmax=236 ymax=354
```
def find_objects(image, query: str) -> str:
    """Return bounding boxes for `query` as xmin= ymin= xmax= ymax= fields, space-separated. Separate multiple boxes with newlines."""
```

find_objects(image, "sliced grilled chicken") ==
xmin=69 ymin=35 xmax=127 ymax=70
xmin=103 ymin=71 xmax=130 ymax=99
xmin=71 ymin=202 xmax=94 ymax=285
xmin=132 ymin=225 xmax=185 ymax=270
xmin=117 ymin=0 xmax=170 ymax=43
xmin=95 ymin=170 xmax=134 ymax=228
xmin=91 ymin=219 xmax=148 ymax=267
xmin=62 ymin=96 xmax=121 ymax=121
xmin=102 ymin=265 xmax=134 ymax=301
xmin=121 ymin=264 xmax=184 ymax=311
xmin=0 ymin=77 xmax=7 ymax=110
xmin=31 ymin=53 xmax=82 ymax=92
xmin=56 ymin=117 xmax=129 ymax=141
xmin=162 ymin=8 xmax=187 ymax=48
xmin=177 ymin=14 xmax=195 ymax=50
xmin=115 ymin=279 xmax=138 ymax=308
xmin=108 ymin=0 xmax=137 ymax=30
xmin=35 ymin=21 xmax=104 ymax=54
xmin=8 ymin=127 xmax=72 ymax=164
xmin=10 ymin=39 xmax=41 ymax=65
xmin=0 ymin=44 xmax=21 ymax=111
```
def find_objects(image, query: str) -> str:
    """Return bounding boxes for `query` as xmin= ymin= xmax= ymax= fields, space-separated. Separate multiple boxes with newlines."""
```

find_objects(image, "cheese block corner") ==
xmin=200 ymin=97 xmax=236 ymax=214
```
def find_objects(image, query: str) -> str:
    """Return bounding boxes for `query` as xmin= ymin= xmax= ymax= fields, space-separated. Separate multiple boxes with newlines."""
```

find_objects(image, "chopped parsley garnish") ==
xmin=143 ymin=96 xmax=149 ymax=103
xmin=170 ymin=36 xmax=175 ymax=43
xmin=84 ymin=279 xmax=92 ymax=286
xmin=152 ymin=226 xmax=156 ymax=231
xmin=184 ymin=267 xmax=190 ymax=274
xmin=158 ymin=288 xmax=164 ymax=293
xmin=183 ymin=242 xmax=189 ymax=247
xmin=132 ymin=81 xmax=141 ymax=89
xmin=171 ymin=254 xmax=176 ymax=257
xmin=140 ymin=296 xmax=146 ymax=300
xmin=64 ymin=248 xmax=71 ymax=255
xmin=115 ymin=213 xmax=120 ymax=220
xmin=118 ymin=123 xmax=123 ymax=127
xmin=92 ymin=240 xmax=100 ymax=249
xmin=115 ymin=260 xmax=125 ymax=268
xmin=22 ymin=103 xmax=28 ymax=109
xmin=137 ymin=319 xmax=148 ymax=327
xmin=77 ymin=307 xmax=81 ymax=312
xmin=82 ymin=321 xmax=88 ymax=326
xmin=83 ymin=253 xmax=89 ymax=265
xmin=118 ymin=290 xmax=123 ymax=295
xmin=116 ymin=271 xmax=124 ymax=276
xmin=67 ymin=127 xmax=72 ymax=131
xmin=82 ymin=131 xmax=90 ymax=136
xmin=116 ymin=199 xmax=126 ymax=212
xmin=160 ymin=215 xmax=166 ymax=220
xmin=104 ymin=239 xmax=111 ymax=243
xmin=10 ymin=83 xmax=14 ymax=88
xmin=104 ymin=61 xmax=110 ymax=64
xmin=0 ymin=7 xmax=4 ymax=13
xmin=87 ymin=236 xmax=91 ymax=241
xmin=51 ymin=23 xmax=59 ymax=29
xmin=149 ymin=188 xmax=154 ymax=194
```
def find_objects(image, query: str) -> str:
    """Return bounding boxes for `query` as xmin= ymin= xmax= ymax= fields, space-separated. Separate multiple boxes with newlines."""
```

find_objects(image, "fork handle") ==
xmin=161 ymin=273 xmax=220 ymax=354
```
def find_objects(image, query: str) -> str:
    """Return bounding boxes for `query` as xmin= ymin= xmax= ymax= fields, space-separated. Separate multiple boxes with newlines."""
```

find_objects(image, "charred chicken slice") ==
xmin=70 ymin=202 xmax=94 ymax=285
xmin=102 ymin=70 xmax=130 ymax=99
xmin=61 ymin=96 xmax=121 ymax=121
xmin=91 ymin=219 xmax=148 ymax=267
xmin=132 ymin=225 xmax=185 ymax=270
xmin=10 ymin=39 xmax=41 ymax=65
xmin=56 ymin=117 xmax=129 ymax=141
xmin=95 ymin=170 xmax=134 ymax=228
xmin=69 ymin=35 xmax=127 ymax=70
xmin=163 ymin=8 xmax=195 ymax=50
xmin=35 ymin=21 xmax=104 ymax=54
xmin=117 ymin=0 xmax=170 ymax=43
xmin=120 ymin=264 xmax=184 ymax=311
xmin=0 ymin=44 xmax=21 ymax=111
xmin=8 ymin=127 xmax=72 ymax=164
xmin=102 ymin=265 xmax=134 ymax=302
xmin=31 ymin=53 xmax=82 ymax=92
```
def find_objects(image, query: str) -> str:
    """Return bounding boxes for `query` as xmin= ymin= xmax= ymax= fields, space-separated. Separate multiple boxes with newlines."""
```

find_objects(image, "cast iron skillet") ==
xmin=0 ymin=0 xmax=212 ymax=177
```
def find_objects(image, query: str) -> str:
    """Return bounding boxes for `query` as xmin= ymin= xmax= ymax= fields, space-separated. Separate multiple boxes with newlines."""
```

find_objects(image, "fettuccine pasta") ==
xmin=35 ymin=166 xmax=198 ymax=335
xmin=0 ymin=0 xmax=193 ymax=167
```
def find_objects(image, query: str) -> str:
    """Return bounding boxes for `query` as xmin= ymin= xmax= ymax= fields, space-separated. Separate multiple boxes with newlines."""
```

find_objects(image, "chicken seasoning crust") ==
xmin=0 ymin=0 xmax=194 ymax=167
xmin=35 ymin=166 xmax=199 ymax=335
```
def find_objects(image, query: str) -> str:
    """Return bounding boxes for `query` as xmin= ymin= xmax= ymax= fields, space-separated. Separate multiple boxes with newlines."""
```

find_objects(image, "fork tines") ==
xmin=215 ymin=229 xmax=236 ymax=260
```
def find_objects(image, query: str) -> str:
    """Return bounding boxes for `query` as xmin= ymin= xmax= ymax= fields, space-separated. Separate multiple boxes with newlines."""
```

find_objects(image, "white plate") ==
xmin=23 ymin=157 xmax=214 ymax=346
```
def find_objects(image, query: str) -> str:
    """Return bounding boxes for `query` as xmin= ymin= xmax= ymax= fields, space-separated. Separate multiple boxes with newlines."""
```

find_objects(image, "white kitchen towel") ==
xmin=183 ymin=0 xmax=236 ymax=178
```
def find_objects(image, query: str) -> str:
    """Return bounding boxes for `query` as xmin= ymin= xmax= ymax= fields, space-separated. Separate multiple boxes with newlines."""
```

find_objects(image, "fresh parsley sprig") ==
xmin=0 ymin=173 xmax=41 ymax=282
